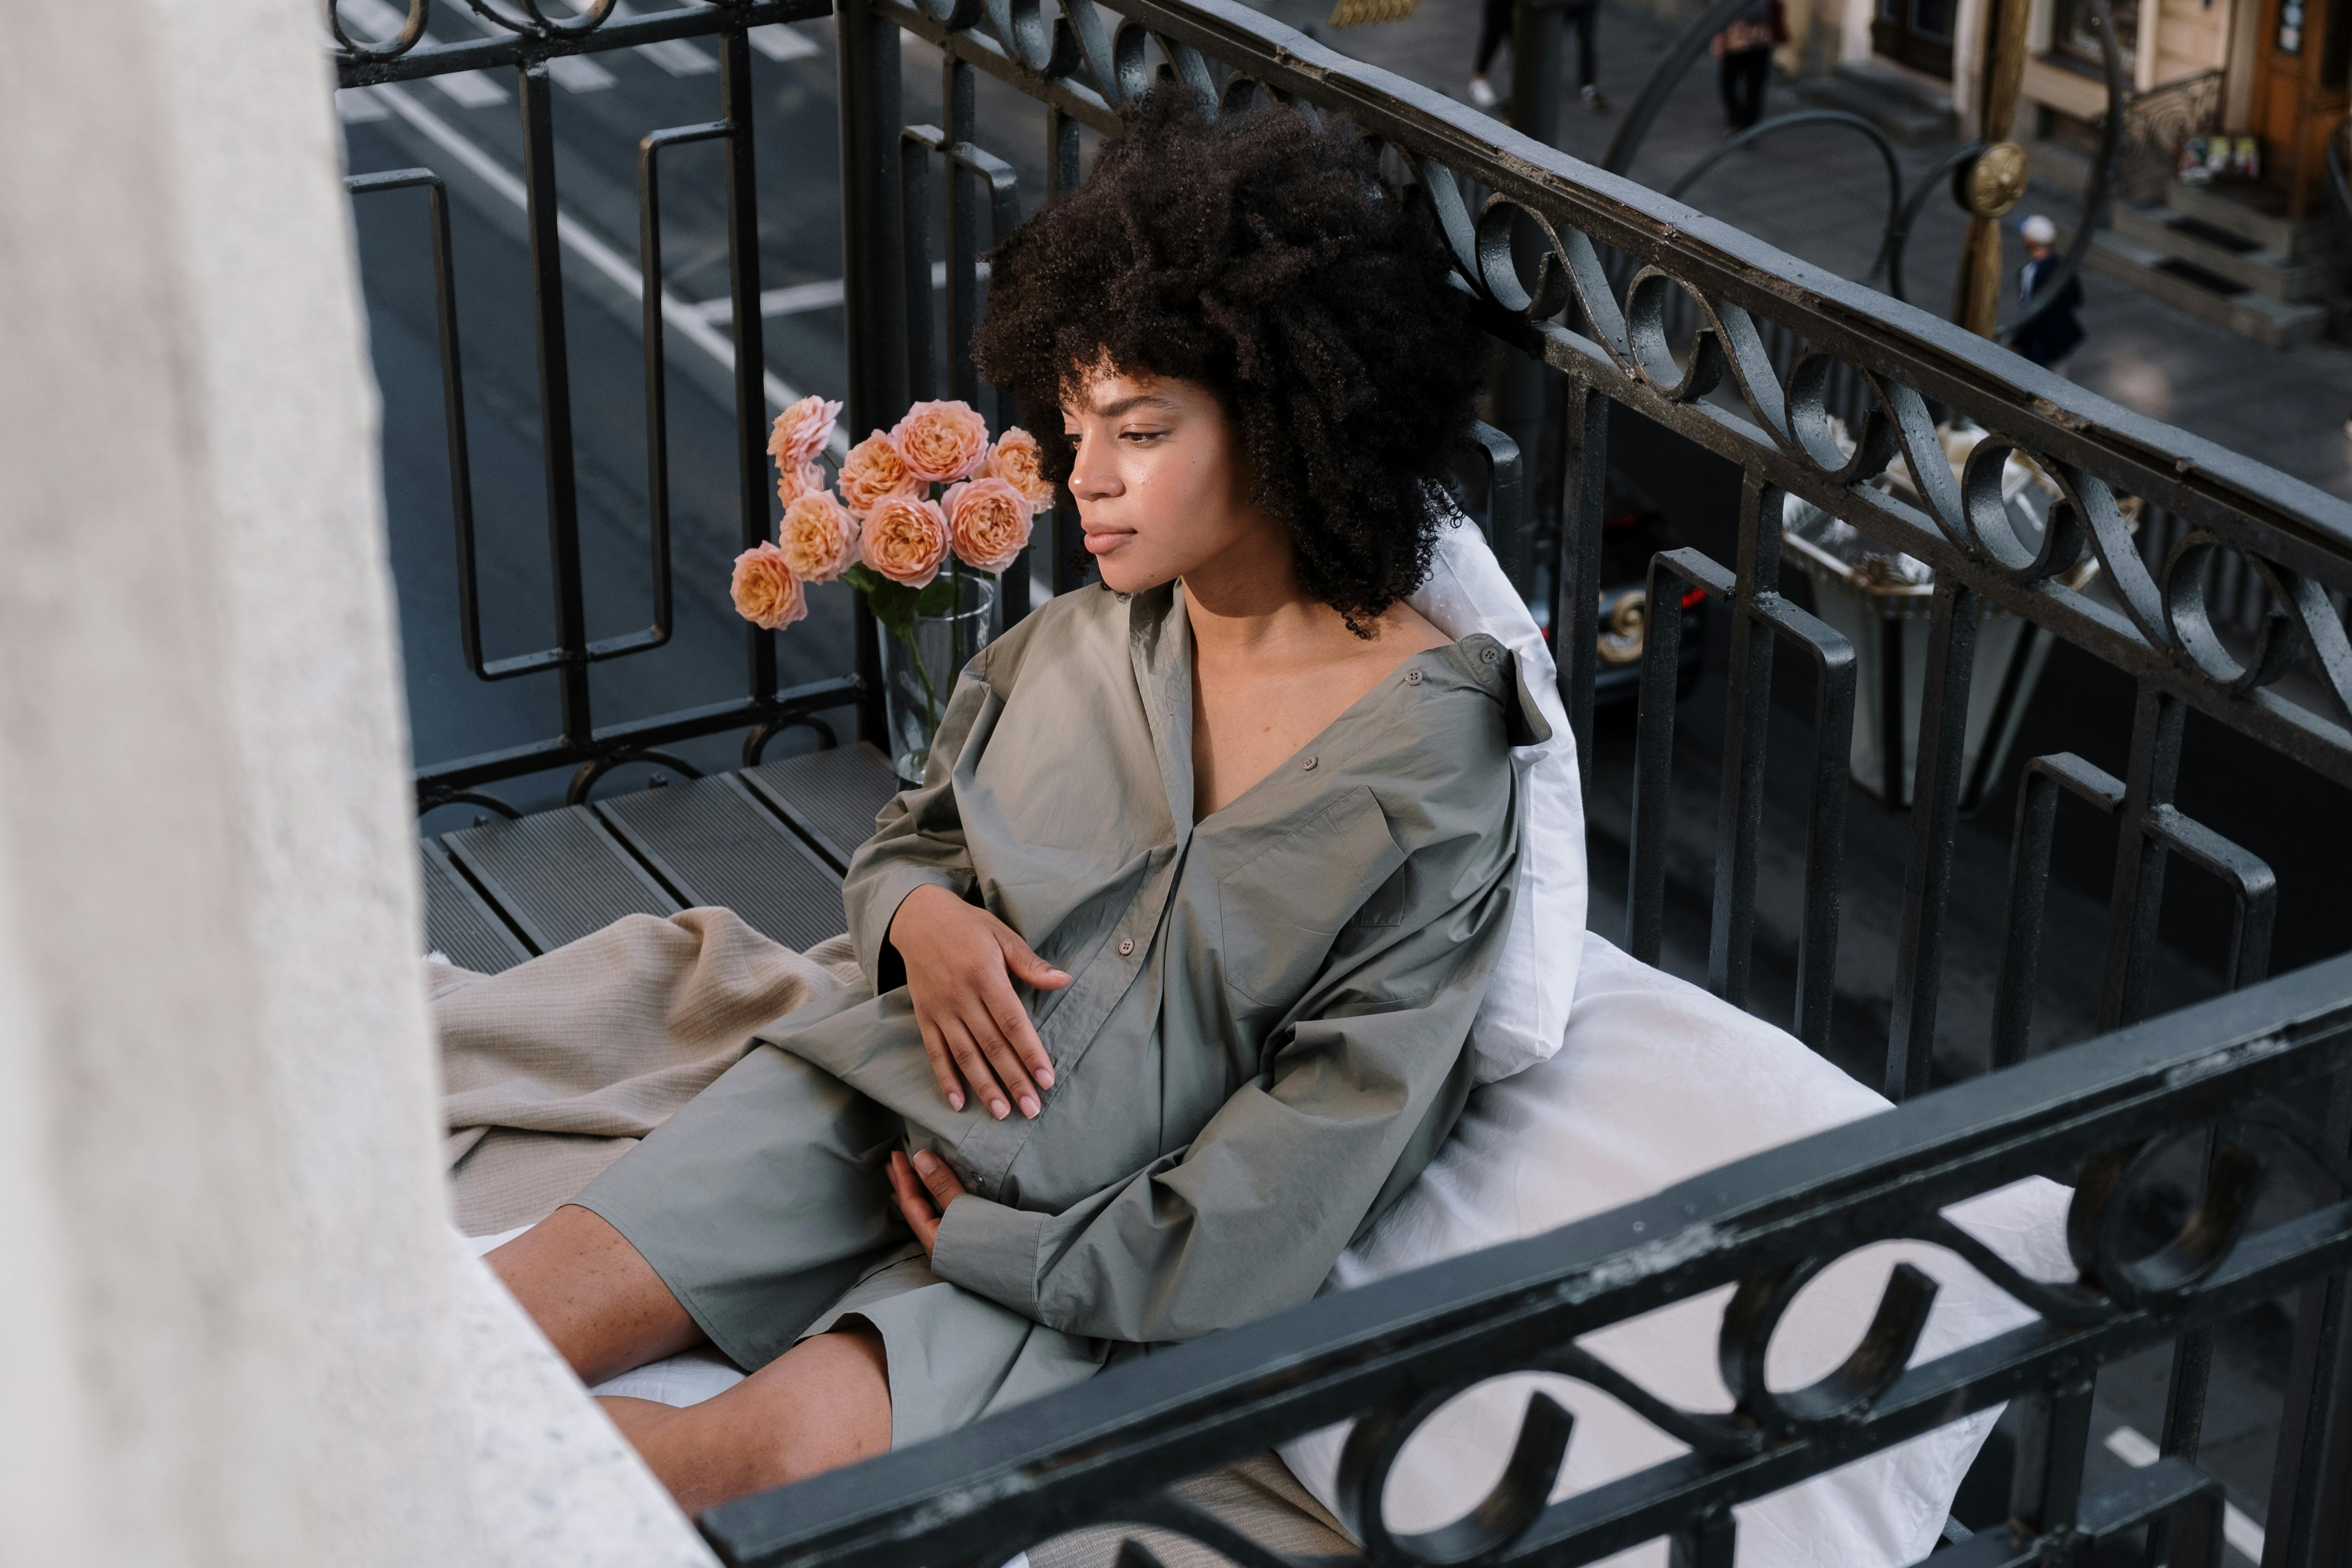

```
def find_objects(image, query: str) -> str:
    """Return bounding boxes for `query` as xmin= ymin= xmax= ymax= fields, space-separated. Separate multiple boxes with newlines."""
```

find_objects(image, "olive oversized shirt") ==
xmin=790 ymin=580 xmax=1540 ymax=1346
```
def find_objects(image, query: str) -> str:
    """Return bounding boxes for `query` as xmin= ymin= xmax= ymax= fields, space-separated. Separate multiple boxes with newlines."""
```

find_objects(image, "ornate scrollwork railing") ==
xmin=700 ymin=957 xmax=2352 ymax=1568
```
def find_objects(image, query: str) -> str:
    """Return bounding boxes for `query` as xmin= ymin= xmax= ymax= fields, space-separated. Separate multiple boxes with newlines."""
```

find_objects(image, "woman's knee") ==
xmin=487 ymin=1204 xmax=703 ymax=1382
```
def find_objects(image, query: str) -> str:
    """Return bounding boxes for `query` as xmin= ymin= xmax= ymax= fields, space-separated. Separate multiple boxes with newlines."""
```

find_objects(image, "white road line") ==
xmin=2102 ymin=1426 xmax=2267 ymax=1562
xmin=336 ymin=87 xmax=392 ymax=123
xmin=749 ymin=23 xmax=821 ymax=60
xmin=543 ymin=52 xmax=620 ymax=93
xmin=690 ymin=260 xmax=979 ymax=323
xmin=334 ymin=0 xmax=510 ymax=106
xmin=360 ymin=81 xmax=841 ymax=454
xmin=559 ymin=1 xmax=718 ymax=76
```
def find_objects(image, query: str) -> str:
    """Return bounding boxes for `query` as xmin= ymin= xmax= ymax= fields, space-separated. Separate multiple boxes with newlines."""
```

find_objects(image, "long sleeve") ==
xmin=841 ymin=654 xmax=994 ymax=993
xmin=928 ymin=763 xmax=1522 ymax=1344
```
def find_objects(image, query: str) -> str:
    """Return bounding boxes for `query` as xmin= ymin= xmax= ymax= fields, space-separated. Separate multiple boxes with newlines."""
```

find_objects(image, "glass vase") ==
xmin=881 ymin=573 xmax=996 ymax=785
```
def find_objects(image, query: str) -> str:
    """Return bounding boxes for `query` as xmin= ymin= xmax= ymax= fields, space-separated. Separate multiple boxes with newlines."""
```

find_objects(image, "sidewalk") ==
xmin=1243 ymin=0 xmax=2352 ymax=501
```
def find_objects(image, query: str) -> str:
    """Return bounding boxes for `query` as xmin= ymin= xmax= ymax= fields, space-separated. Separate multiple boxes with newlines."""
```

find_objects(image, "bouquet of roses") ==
xmin=731 ymin=393 xmax=1055 ymax=748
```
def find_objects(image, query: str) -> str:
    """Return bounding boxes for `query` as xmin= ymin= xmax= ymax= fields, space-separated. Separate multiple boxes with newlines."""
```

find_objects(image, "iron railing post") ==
xmin=837 ymin=0 xmax=906 ymax=746
xmin=1556 ymin=379 xmax=1606 ymax=791
xmin=516 ymin=59 xmax=593 ymax=747
xmin=1886 ymin=581 xmax=1983 ymax=1100
xmin=719 ymin=25 xmax=774 ymax=709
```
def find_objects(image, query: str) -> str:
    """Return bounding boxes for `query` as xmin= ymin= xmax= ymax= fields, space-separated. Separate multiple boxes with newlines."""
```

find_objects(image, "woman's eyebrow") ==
xmin=1090 ymin=394 xmax=1183 ymax=418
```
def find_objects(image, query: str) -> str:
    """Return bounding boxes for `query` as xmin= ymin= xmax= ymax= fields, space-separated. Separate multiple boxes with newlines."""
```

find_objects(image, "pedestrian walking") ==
xmin=1711 ymin=0 xmax=1786 ymax=133
xmin=1469 ymin=0 xmax=1609 ymax=114
xmin=2009 ymin=214 xmax=2085 ymax=372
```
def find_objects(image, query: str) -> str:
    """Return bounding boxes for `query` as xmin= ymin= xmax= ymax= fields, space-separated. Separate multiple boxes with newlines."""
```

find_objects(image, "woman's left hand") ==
xmin=887 ymin=1149 xmax=968 ymax=1256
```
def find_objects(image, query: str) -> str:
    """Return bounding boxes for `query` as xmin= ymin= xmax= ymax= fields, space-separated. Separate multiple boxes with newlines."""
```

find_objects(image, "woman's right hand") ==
xmin=887 ymin=884 xmax=1072 ymax=1120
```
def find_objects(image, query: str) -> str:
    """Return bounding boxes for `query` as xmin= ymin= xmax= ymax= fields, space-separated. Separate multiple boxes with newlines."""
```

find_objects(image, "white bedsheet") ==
xmin=1278 ymin=933 xmax=2074 ymax=1567
xmin=467 ymin=934 xmax=2075 ymax=1568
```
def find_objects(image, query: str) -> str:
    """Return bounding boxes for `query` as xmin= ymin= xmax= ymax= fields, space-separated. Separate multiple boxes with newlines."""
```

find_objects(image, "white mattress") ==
xmin=469 ymin=934 xmax=2074 ymax=1567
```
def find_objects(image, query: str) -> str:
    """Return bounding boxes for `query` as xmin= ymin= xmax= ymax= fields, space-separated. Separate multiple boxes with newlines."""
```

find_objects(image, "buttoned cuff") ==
xmin=852 ymin=865 xmax=971 ymax=993
xmin=928 ymin=1195 xmax=1047 ymax=1317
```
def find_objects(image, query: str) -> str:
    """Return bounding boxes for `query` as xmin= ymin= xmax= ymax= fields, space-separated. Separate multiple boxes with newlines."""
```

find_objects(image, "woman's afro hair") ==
xmin=971 ymin=88 xmax=1485 ymax=632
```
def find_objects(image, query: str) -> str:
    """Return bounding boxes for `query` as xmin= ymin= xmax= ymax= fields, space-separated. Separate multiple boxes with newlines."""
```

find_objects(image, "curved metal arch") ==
xmin=1601 ymin=0 xmax=2127 ymax=335
xmin=1662 ymin=109 xmax=1907 ymax=295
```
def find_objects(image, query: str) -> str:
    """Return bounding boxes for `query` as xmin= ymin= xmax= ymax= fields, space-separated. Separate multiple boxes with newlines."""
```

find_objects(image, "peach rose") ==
xmin=861 ymin=494 xmax=951 ymax=588
xmin=984 ymin=427 xmax=1056 ymax=513
xmin=767 ymin=394 xmax=841 ymax=472
xmin=779 ymin=489 xmax=859 ymax=583
xmin=942 ymin=477 xmax=1035 ymax=574
xmin=837 ymin=430 xmax=922 ymax=517
xmin=776 ymin=459 xmax=827 ymax=507
xmin=730 ymin=542 xmax=807 ymax=630
xmin=891 ymin=399 xmax=990 ymax=484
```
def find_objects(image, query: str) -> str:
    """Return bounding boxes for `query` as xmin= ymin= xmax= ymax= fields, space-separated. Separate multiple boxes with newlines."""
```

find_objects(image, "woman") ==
xmin=488 ymin=91 xmax=1539 ymax=1513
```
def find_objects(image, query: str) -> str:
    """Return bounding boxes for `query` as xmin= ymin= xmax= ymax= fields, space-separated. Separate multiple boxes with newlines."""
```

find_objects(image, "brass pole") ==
xmin=1953 ymin=0 xmax=2035 ymax=335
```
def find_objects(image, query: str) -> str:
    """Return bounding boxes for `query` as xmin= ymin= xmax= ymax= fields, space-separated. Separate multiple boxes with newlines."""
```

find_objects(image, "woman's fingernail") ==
xmin=913 ymin=1150 xmax=934 ymax=1171
xmin=948 ymin=1091 xmax=964 ymax=1110
xmin=1036 ymin=1068 xmax=1055 ymax=1087
xmin=991 ymin=1098 xmax=1009 ymax=1119
xmin=1019 ymin=1095 xmax=1040 ymax=1118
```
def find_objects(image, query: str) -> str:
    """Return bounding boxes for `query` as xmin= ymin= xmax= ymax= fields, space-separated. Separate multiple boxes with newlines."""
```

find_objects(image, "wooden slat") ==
xmin=417 ymin=839 xmax=534 ymax=974
xmin=441 ymin=805 xmax=679 ymax=954
xmin=596 ymin=775 xmax=849 ymax=952
xmin=741 ymin=742 xmax=903 ymax=872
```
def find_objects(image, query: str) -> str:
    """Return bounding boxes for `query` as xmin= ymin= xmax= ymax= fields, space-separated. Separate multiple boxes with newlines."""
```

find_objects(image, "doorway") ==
xmin=2251 ymin=0 xmax=2351 ymax=213
xmin=1874 ymin=0 xmax=1958 ymax=77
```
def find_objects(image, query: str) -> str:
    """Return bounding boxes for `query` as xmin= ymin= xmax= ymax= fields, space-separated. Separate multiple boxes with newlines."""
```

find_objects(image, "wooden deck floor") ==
xmin=418 ymin=743 xmax=901 ymax=972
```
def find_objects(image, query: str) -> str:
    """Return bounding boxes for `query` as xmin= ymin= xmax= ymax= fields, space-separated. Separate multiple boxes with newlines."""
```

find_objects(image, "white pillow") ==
xmin=1283 ymin=932 xmax=2076 ymax=1568
xmin=1406 ymin=515 xmax=1586 ymax=1083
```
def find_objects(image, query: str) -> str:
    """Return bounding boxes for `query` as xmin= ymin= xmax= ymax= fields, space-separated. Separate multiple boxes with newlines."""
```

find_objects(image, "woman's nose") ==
xmin=1067 ymin=435 xmax=1121 ymax=499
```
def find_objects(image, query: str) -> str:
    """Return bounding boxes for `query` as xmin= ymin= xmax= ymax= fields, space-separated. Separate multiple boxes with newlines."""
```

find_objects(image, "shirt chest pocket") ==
xmin=1215 ymin=787 xmax=1406 ymax=1007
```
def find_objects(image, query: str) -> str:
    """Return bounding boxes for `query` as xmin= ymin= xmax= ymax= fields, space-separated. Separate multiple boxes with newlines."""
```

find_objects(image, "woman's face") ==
xmin=1060 ymin=369 xmax=1283 ymax=595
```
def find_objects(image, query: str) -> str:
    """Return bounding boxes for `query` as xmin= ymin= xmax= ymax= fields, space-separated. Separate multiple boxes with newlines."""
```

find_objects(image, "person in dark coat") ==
xmin=1470 ymin=0 xmax=1608 ymax=114
xmin=2010 ymin=214 xmax=2086 ymax=371
xmin=1711 ymin=0 xmax=1786 ymax=133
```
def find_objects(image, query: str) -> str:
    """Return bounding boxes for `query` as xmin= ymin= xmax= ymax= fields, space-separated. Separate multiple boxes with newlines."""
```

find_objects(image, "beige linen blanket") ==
xmin=433 ymin=907 xmax=861 ymax=1236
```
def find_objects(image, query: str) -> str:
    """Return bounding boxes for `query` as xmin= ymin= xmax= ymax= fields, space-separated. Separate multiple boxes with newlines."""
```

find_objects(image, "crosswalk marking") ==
xmin=332 ymin=0 xmax=509 ymax=106
xmin=543 ymin=53 xmax=619 ymax=93
xmin=333 ymin=1 xmax=815 ymax=94
xmin=336 ymin=87 xmax=393 ymax=123
xmin=557 ymin=1 xmax=719 ymax=76
xmin=750 ymin=23 xmax=821 ymax=61
xmin=690 ymin=261 xmax=979 ymax=324
xmin=2102 ymin=1426 xmax=2266 ymax=1563
xmin=358 ymin=79 xmax=844 ymax=455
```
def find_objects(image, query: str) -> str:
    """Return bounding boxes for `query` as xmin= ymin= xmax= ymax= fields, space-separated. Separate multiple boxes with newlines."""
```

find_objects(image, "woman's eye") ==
xmin=1120 ymin=429 xmax=1167 ymax=444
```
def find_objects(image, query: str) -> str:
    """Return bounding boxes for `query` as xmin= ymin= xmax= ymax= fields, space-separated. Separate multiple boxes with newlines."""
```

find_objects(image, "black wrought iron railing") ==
xmin=331 ymin=0 xmax=2352 ymax=1562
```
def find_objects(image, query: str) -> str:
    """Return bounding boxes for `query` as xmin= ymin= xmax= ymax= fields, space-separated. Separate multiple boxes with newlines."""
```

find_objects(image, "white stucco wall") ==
xmin=0 ymin=3 xmax=714 ymax=1563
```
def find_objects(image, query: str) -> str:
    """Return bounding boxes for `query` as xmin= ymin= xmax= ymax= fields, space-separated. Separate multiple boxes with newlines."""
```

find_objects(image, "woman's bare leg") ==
xmin=487 ymin=1203 xmax=705 ymax=1384
xmin=598 ymin=1327 xmax=892 ymax=1515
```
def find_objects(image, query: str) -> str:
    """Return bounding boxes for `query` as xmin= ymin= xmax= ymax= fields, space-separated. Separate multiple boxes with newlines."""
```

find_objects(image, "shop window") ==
xmin=2049 ymin=0 xmax=2138 ymax=72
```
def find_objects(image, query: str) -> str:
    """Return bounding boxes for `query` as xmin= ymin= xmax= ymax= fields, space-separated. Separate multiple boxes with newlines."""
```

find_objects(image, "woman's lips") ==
xmin=1082 ymin=528 xmax=1135 ymax=556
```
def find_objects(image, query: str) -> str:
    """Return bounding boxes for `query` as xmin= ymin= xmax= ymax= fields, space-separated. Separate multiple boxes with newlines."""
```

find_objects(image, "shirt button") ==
xmin=1480 ymin=645 xmax=1500 ymax=665
xmin=1405 ymin=669 xmax=1423 ymax=686
xmin=1118 ymin=937 xmax=1135 ymax=956
xmin=1301 ymin=755 xmax=1318 ymax=771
